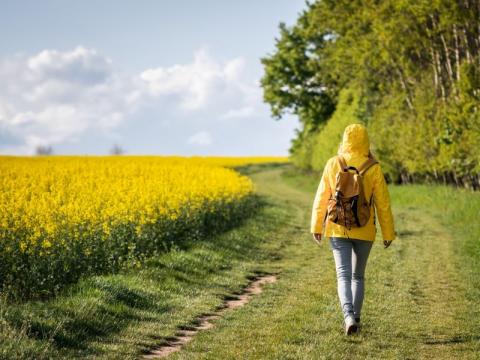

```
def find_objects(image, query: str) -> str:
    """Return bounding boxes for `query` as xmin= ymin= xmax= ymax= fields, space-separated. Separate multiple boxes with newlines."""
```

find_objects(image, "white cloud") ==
xmin=0 ymin=46 xmax=264 ymax=154
xmin=139 ymin=47 xmax=253 ymax=112
xmin=220 ymin=106 xmax=255 ymax=119
xmin=0 ymin=46 xmax=139 ymax=152
xmin=187 ymin=131 xmax=212 ymax=146
xmin=27 ymin=46 xmax=112 ymax=85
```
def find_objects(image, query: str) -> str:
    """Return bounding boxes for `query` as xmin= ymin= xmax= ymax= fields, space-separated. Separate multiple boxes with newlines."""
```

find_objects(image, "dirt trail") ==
xmin=142 ymin=274 xmax=278 ymax=359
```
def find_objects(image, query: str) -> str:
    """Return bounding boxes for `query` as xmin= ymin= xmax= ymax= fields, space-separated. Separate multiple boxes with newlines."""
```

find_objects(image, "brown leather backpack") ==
xmin=326 ymin=154 xmax=378 ymax=230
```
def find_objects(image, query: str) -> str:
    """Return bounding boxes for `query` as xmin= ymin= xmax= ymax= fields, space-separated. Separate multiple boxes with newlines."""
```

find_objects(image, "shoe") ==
xmin=355 ymin=317 xmax=361 ymax=332
xmin=344 ymin=315 xmax=358 ymax=335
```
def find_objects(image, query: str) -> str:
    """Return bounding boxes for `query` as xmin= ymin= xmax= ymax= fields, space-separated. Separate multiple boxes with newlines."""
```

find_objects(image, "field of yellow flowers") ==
xmin=0 ymin=155 xmax=287 ymax=300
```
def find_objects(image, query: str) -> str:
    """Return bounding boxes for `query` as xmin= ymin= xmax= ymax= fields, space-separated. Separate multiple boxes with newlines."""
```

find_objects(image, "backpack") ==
xmin=326 ymin=154 xmax=378 ymax=231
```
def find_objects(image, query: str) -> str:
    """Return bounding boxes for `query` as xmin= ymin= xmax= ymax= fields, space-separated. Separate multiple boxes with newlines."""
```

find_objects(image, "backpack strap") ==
xmin=358 ymin=157 xmax=378 ymax=176
xmin=337 ymin=155 xmax=348 ymax=171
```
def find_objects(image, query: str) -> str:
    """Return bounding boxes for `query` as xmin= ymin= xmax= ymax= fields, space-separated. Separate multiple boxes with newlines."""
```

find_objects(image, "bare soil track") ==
xmin=142 ymin=273 xmax=278 ymax=359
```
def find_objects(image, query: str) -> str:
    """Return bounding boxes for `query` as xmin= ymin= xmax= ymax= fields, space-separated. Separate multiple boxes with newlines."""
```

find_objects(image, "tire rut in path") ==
xmin=142 ymin=273 xmax=278 ymax=359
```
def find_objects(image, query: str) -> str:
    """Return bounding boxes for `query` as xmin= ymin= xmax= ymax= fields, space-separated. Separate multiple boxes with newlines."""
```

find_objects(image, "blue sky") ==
xmin=0 ymin=0 xmax=306 ymax=155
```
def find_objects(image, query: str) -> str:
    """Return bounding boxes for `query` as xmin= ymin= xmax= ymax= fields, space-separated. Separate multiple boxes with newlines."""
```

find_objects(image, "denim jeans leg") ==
xmin=351 ymin=239 xmax=373 ymax=319
xmin=329 ymin=237 xmax=354 ymax=320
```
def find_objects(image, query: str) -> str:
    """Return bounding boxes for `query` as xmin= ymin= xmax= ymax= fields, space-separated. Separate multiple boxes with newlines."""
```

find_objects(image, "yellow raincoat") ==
xmin=310 ymin=124 xmax=396 ymax=242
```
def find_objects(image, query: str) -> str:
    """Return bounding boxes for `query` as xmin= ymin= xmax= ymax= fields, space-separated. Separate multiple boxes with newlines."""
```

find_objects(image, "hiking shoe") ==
xmin=344 ymin=316 xmax=358 ymax=335
xmin=355 ymin=317 xmax=361 ymax=332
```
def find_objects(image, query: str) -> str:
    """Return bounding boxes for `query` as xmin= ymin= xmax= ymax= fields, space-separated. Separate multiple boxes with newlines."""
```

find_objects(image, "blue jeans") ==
xmin=329 ymin=237 xmax=373 ymax=320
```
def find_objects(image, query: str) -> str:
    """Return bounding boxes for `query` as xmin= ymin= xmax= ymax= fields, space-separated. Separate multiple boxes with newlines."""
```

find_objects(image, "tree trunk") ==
xmin=392 ymin=61 xmax=415 ymax=112
xmin=434 ymin=47 xmax=447 ymax=102
xmin=462 ymin=27 xmax=473 ymax=64
xmin=453 ymin=24 xmax=461 ymax=81
xmin=429 ymin=46 xmax=440 ymax=96
xmin=440 ymin=32 xmax=457 ymax=96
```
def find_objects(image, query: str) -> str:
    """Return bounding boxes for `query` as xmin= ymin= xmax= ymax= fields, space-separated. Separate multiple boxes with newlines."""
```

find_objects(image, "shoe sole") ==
xmin=345 ymin=323 xmax=358 ymax=335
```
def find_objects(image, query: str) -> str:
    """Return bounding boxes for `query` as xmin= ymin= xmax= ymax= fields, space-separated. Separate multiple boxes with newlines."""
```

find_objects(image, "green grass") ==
xmin=168 ymin=165 xmax=480 ymax=359
xmin=0 ymin=163 xmax=479 ymax=359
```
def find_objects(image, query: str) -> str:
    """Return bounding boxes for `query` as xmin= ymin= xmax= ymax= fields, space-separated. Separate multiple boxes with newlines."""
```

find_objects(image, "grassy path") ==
xmin=166 ymin=165 xmax=480 ymax=359
xmin=2 ymin=164 xmax=478 ymax=359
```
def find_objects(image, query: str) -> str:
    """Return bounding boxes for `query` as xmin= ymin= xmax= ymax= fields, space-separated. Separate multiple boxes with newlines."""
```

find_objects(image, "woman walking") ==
xmin=310 ymin=123 xmax=395 ymax=335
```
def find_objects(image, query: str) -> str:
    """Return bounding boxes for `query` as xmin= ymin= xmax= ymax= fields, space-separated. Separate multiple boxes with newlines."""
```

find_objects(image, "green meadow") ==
xmin=1 ymin=163 xmax=478 ymax=359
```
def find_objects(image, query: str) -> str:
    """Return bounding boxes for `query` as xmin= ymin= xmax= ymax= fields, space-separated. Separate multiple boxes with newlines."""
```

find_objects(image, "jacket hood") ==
xmin=339 ymin=123 xmax=370 ymax=157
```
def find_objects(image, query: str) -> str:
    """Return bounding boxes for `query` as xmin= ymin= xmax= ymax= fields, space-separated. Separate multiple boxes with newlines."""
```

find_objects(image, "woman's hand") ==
xmin=312 ymin=233 xmax=322 ymax=246
xmin=383 ymin=240 xmax=392 ymax=248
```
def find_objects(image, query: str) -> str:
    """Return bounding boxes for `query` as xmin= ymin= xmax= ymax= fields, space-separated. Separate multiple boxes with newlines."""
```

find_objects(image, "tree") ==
xmin=260 ymin=1 xmax=339 ymax=154
xmin=110 ymin=144 xmax=125 ymax=155
xmin=35 ymin=145 xmax=53 ymax=155
xmin=262 ymin=0 xmax=480 ymax=188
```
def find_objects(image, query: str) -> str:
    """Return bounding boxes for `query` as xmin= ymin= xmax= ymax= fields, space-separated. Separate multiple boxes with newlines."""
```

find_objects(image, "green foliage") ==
xmin=262 ymin=0 xmax=480 ymax=189
xmin=289 ymin=129 xmax=317 ymax=170
xmin=260 ymin=2 xmax=338 ymax=130
xmin=309 ymin=84 xmax=366 ymax=170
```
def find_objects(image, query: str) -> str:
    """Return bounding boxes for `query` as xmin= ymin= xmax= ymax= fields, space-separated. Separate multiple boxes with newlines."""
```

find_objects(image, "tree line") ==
xmin=261 ymin=0 xmax=480 ymax=189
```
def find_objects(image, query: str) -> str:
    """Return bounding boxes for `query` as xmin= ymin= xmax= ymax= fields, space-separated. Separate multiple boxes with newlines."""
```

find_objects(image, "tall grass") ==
xmin=389 ymin=184 xmax=480 ymax=268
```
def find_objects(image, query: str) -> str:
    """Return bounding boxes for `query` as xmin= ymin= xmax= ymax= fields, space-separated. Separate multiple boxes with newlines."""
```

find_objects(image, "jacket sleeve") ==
xmin=310 ymin=160 xmax=332 ymax=234
xmin=372 ymin=164 xmax=396 ymax=241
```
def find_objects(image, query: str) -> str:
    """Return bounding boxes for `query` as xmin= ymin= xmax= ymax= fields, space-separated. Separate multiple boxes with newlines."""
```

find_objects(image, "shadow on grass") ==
xmin=396 ymin=229 xmax=425 ymax=238
xmin=234 ymin=162 xmax=289 ymax=176
xmin=422 ymin=334 xmax=480 ymax=345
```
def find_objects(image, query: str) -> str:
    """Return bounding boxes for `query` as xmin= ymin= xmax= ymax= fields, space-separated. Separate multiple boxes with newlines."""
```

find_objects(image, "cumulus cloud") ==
xmin=139 ymin=47 xmax=254 ymax=112
xmin=0 ymin=46 xmax=263 ymax=154
xmin=187 ymin=131 xmax=212 ymax=146
xmin=0 ymin=46 xmax=139 ymax=153
xmin=27 ymin=47 xmax=112 ymax=85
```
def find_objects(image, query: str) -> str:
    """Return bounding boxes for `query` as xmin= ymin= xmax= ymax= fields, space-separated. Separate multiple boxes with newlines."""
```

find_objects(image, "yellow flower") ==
xmin=42 ymin=239 xmax=52 ymax=249
xmin=0 ymin=155 xmax=285 ymax=264
xmin=19 ymin=242 xmax=27 ymax=252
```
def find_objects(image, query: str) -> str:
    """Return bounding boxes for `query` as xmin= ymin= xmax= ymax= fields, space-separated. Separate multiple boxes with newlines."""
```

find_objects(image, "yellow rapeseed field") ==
xmin=0 ymin=155 xmax=287 ymax=299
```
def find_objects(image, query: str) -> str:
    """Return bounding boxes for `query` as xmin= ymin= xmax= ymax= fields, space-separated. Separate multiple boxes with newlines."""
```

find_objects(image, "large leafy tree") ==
xmin=260 ymin=2 xmax=338 ymax=140
xmin=261 ymin=0 xmax=480 ymax=188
